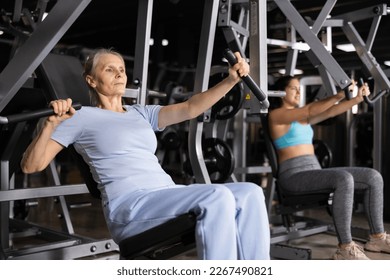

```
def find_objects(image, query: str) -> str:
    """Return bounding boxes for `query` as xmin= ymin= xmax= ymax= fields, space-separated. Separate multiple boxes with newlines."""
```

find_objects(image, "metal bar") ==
xmin=342 ymin=22 xmax=390 ymax=91
xmin=218 ymin=0 xmax=232 ymax=26
xmin=317 ymin=65 xmax=337 ymax=96
xmin=311 ymin=0 xmax=337 ymax=35
xmin=133 ymin=0 xmax=153 ymax=106
xmin=188 ymin=0 xmax=219 ymax=184
xmin=0 ymin=122 xmax=26 ymax=250
xmin=7 ymin=239 xmax=118 ymax=260
xmin=0 ymin=160 xmax=10 ymax=250
xmin=0 ymin=184 xmax=89 ymax=202
xmin=249 ymin=0 xmax=268 ymax=113
xmin=48 ymin=161 xmax=74 ymax=234
xmin=12 ymin=0 xmax=23 ymax=23
xmin=366 ymin=16 xmax=381 ymax=52
xmin=373 ymin=93 xmax=382 ymax=172
xmin=0 ymin=0 xmax=91 ymax=112
xmin=285 ymin=24 xmax=298 ymax=76
xmin=333 ymin=4 xmax=388 ymax=23
xmin=222 ymin=27 xmax=246 ymax=55
xmin=285 ymin=49 xmax=298 ymax=77
xmin=274 ymin=0 xmax=351 ymax=90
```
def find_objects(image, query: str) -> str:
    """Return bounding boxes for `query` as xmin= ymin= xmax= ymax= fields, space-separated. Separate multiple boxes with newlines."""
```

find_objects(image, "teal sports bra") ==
xmin=273 ymin=121 xmax=313 ymax=150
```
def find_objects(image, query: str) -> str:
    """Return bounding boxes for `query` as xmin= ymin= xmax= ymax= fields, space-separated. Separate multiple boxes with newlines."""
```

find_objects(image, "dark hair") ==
xmin=269 ymin=75 xmax=299 ymax=109
xmin=83 ymin=48 xmax=124 ymax=106
xmin=274 ymin=75 xmax=296 ymax=91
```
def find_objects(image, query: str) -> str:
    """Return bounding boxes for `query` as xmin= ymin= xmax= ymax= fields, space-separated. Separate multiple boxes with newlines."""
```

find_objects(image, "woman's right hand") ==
xmin=47 ymin=98 xmax=76 ymax=126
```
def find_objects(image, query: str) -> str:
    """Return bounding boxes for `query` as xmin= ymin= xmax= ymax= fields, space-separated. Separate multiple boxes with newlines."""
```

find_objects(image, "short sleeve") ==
xmin=130 ymin=104 xmax=163 ymax=131
xmin=51 ymin=110 xmax=84 ymax=147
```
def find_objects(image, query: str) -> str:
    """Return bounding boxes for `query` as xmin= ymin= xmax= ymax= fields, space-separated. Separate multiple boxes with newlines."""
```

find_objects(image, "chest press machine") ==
xmin=0 ymin=52 xmax=197 ymax=260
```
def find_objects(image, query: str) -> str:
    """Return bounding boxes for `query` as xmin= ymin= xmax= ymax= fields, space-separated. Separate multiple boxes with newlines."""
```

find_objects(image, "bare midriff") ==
xmin=277 ymin=144 xmax=315 ymax=163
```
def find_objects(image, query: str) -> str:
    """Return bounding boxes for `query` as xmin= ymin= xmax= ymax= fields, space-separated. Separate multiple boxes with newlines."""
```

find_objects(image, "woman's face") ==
xmin=283 ymin=78 xmax=301 ymax=107
xmin=89 ymin=53 xmax=127 ymax=97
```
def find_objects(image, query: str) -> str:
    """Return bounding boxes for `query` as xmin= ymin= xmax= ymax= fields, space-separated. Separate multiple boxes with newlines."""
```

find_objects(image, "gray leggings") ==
xmin=278 ymin=155 xmax=384 ymax=244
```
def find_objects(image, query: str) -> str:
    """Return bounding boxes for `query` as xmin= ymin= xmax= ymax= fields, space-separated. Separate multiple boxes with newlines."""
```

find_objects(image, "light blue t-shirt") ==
xmin=51 ymin=104 xmax=175 ymax=199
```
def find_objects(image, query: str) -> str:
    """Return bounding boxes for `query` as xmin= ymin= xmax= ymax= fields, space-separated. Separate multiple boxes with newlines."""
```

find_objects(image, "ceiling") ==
xmin=1 ymin=0 xmax=390 ymax=90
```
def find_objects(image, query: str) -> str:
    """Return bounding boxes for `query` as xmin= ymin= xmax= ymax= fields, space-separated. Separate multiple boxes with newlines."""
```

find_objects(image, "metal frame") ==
xmin=0 ymin=0 xmax=92 ymax=112
xmin=188 ymin=0 xmax=220 ymax=184
xmin=133 ymin=0 xmax=154 ymax=106
xmin=333 ymin=4 xmax=390 ymax=172
xmin=273 ymin=0 xmax=352 ymax=90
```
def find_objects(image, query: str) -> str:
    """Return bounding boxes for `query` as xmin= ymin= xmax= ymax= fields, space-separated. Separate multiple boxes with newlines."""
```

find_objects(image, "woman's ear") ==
xmin=86 ymin=75 xmax=96 ymax=88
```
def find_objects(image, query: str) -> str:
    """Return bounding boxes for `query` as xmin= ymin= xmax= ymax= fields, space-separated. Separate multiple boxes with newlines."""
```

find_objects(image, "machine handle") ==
xmin=0 ymin=102 xmax=82 ymax=124
xmin=357 ymin=78 xmax=388 ymax=106
xmin=223 ymin=49 xmax=269 ymax=108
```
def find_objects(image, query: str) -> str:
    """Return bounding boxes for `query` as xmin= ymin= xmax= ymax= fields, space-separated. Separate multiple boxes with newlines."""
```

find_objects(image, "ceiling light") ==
xmin=278 ymin=69 xmax=303 ymax=75
xmin=336 ymin=43 xmax=355 ymax=52
xmin=162 ymin=39 xmax=169 ymax=46
xmin=384 ymin=61 xmax=390 ymax=67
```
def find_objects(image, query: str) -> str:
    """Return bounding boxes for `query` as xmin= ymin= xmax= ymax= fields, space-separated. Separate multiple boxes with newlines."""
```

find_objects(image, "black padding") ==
xmin=68 ymin=145 xmax=101 ymax=199
xmin=36 ymin=53 xmax=102 ymax=198
xmin=260 ymin=114 xmax=279 ymax=179
xmin=119 ymin=213 xmax=196 ymax=259
xmin=37 ymin=53 xmax=90 ymax=105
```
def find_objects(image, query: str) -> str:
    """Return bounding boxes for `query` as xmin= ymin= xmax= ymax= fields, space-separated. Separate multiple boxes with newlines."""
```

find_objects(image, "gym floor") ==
xmin=9 ymin=165 xmax=390 ymax=261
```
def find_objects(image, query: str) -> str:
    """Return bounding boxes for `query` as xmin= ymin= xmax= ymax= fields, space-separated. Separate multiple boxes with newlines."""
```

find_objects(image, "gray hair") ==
xmin=83 ymin=48 xmax=125 ymax=106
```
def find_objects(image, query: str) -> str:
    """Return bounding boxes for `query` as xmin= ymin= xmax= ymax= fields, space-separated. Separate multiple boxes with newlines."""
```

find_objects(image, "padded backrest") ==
xmin=36 ymin=53 xmax=101 ymax=199
xmin=260 ymin=114 xmax=279 ymax=178
xmin=37 ymin=53 xmax=90 ymax=105
xmin=68 ymin=145 xmax=101 ymax=199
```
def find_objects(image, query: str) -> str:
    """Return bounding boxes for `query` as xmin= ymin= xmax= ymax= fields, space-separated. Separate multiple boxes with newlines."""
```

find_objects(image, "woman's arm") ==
xmin=270 ymin=91 xmax=345 ymax=126
xmin=309 ymin=83 xmax=369 ymax=125
xmin=21 ymin=98 xmax=76 ymax=173
xmin=270 ymin=81 xmax=370 ymax=126
xmin=157 ymin=52 xmax=248 ymax=128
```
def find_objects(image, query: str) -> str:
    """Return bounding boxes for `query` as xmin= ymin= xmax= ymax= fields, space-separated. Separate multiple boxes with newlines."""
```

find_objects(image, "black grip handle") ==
xmin=223 ymin=49 xmax=269 ymax=108
xmin=343 ymin=87 xmax=352 ymax=100
xmin=356 ymin=78 xmax=388 ymax=106
xmin=357 ymin=78 xmax=364 ymax=88
xmin=0 ymin=102 xmax=82 ymax=124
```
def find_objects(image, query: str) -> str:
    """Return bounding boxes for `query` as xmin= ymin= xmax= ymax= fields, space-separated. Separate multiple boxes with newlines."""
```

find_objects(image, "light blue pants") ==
xmin=102 ymin=182 xmax=270 ymax=260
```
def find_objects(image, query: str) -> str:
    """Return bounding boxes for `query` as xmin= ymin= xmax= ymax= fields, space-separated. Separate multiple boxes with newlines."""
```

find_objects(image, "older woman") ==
xmin=269 ymin=75 xmax=389 ymax=260
xmin=21 ymin=48 xmax=270 ymax=260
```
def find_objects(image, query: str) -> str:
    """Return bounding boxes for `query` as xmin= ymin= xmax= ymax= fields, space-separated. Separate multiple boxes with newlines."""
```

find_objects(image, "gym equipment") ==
xmin=160 ymin=129 xmax=182 ymax=150
xmin=118 ymin=213 xmax=195 ymax=259
xmin=313 ymin=139 xmax=333 ymax=169
xmin=184 ymin=137 xmax=235 ymax=184
xmin=357 ymin=77 xmax=389 ymax=106
xmin=210 ymin=74 xmax=245 ymax=120
xmin=203 ymin=138 xmax=234 ymax=183
xmin=0 ymin=102 xmax=82 ymax=124
xmin=223 ymin=48 xmax=269 ymax=109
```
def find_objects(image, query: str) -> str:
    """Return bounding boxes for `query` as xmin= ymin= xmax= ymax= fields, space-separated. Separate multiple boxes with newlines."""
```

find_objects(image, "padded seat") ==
xmin=119 ymin=213 xmax=196 ymax=259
